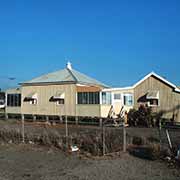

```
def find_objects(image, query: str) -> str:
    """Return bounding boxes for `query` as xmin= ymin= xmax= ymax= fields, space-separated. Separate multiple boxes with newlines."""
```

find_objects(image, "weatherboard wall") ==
xmin=134 ymin=76 xmax=180 ymax=121
xmin=21 ymin=84 xmax=106 ymax=117
xmin=21 ymin=84 xmax=76 ymax=116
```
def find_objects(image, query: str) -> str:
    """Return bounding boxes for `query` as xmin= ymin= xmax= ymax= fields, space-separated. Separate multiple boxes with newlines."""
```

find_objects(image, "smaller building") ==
xmin=5 ymin=87 xmax=21 ymax=115
xmin=133 ymin=72 xmax=180 ymax=121
xmin=104 ymin=72 xmax=180 ymax=122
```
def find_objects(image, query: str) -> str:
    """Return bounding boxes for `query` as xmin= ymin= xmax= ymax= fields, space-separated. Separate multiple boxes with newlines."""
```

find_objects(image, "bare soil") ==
xmin=0 ymin=144 xmax=179 ymax=180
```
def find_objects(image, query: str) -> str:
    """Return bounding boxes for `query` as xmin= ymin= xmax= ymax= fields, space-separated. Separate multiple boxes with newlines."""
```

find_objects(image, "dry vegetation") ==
xmin=0 ymin=144 xmax=179 ymax=180
xmin=0 ymin=119 xmax=180 ymax=179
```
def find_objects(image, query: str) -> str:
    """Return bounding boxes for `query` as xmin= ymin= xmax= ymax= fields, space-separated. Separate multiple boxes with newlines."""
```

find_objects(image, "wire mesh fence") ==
xmin=0 ymin=116 xmax=180 ymax=158
xmin=0 ymin=117 xmax=125 ymax=156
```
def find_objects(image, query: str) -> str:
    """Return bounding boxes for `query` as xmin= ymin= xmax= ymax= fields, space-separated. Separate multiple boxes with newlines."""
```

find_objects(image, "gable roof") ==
xmin=133 ymin=72 xmax=180 ymax=93
xmin=21 ymin=65 xmax=109 ymax=88
xmin=103 ymin=72 xmax=180 ymax=93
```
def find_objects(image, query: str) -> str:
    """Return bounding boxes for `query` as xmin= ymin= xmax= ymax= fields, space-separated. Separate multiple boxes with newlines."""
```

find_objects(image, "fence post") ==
xmin=123 ymin=121 xmax=126 ymax=153
xmin=159 ymin=119 xmax=162 ymax=146
xmin=65 ymin=115 xmax=68 ymax=150
xmin=102 ymin=124 xmax=105 ymax=156
xmin=21 ymin=114 xmax=25 ymax=143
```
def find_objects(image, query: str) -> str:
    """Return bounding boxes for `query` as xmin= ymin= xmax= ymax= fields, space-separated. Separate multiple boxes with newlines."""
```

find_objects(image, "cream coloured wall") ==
xmin=21 ymin=84 xmax=76 ymax=116
xmin=76 ymin=104 xmax=101 ymax=117
xmin=100 ymin=105 xmax=112 ymax=118
xmin=134 ymin=76 xmax=180 ymax=121
xmin=6 ymin=107 xmax=21 ymax=114
xmin=111 ymin=89 xmax=134 ymax=115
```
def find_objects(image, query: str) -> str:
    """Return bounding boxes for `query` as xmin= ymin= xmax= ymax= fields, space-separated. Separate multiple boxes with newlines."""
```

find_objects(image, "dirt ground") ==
xmin=0 ymin=144 xmax=179 ymax=180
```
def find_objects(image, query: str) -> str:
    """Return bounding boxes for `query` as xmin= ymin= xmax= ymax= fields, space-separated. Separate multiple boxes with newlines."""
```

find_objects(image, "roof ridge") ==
xmin=66 ymin=68 xmax=78 ymax=82
xmin=20 ymin=66 xmax=109 ymax=87
xmin=72 ymin=68 xmax=102 ymax=83
xmin=132 ymin=72 xmax=180 ymax=93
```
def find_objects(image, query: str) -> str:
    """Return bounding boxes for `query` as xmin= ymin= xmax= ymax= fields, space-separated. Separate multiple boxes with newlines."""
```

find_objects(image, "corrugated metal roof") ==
xmin=21 ymin=67 xmax=108 ymax=88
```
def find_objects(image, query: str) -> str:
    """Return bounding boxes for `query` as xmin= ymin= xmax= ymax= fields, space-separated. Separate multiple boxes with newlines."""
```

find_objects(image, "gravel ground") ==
xmin=0 ymin=144 xmax=179 ymax=180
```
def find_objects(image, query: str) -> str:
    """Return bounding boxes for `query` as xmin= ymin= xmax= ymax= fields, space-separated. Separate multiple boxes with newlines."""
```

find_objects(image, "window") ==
xmin=124 ymin=94 xmax=133 ymax=106
xmin=148 ymin=99 xmax=159 ymax=107
xmin=30 ymin=99 xmax=37 ymax=105
xmin=114 ymin=93 xmax=121 ymax=100
xmin=102 ymin=92 xmax=112 ymax=105
xmin=24 ymin=93 xmax=38 ymax=105
xmin=7 ymin=94 xmax=21 ymax=107
xmin=77 ymin=92 xmax=100 ymax=104
xmin=56 ymin=99 xmax=65 ymax=105
xmin=0 ymin=100 xmax=4 ymax=105
xmin=146 ymin=91 xmax=159 ymax=107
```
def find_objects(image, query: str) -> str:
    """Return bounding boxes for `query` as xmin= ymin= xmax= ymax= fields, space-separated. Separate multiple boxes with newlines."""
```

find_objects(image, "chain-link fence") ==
xmin=0 ymin=115 xmax=125 ymax=156
xmin=0 ymin=114 xmax=179 ymax=158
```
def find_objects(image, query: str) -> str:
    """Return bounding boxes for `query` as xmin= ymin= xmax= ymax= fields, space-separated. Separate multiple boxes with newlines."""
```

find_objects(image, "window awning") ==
xmin=52 ymin=92 xmax=65 ymax=99
xmin=24 ymin=92 xmax=38 ymax=100
xmin=146 ymin=91 xmax=159 ymax=99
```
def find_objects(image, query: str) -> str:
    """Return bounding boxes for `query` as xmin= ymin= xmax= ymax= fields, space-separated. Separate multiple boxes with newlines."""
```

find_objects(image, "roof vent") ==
xmin=66 ymin=61 xmax=72 ymax=70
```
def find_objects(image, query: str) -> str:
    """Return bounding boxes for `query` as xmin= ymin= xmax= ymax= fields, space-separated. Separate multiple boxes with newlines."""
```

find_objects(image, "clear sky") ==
xmin=0 ymin=0 xmax=180 ymax=89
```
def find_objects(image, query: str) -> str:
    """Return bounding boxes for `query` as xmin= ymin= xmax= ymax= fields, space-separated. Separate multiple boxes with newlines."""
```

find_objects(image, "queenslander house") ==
xmin=5 ymin=63 xmax=180 ymax=122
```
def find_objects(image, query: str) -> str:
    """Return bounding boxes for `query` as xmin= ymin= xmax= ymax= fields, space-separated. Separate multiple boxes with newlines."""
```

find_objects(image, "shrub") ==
xmin=132 ymin=136 xmax=144 ymax=146
xmin=129 ymin=143 xmax=161 ymax=160
xmin=127 ymin=105 xmax=156 ymax=127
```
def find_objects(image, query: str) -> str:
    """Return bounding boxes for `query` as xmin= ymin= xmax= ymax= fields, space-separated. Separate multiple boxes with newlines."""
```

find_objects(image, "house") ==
xmin=133 ymin=72 xmax=180 ymax=121
xmin=17 ymin=62 xmax=113 ymax=119
xmin=5 ymin=63 xmax=180 ymax=122
xmin=104 ymin=72 xmax=180 ymax=122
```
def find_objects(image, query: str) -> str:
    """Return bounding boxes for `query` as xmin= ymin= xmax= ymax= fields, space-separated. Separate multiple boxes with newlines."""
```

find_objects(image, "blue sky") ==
xmin=0 ymin=0 xmax=180 ymax=89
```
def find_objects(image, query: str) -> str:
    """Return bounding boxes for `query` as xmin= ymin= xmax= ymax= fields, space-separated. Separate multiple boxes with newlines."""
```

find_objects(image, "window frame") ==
xmin=146 ymin=91 xmax=160 ymax=107
xmin=7 ymin=94 xmax=21 ymax=107
xmin=77 ymin=92 xmax=100 ymax=105
xmin=56 ymin=98 xmax=65 ymax=105
xmin=30 ymin=99 xmax=37 ymax=105
xmin=123 ymin=93 xmax=134 ymax=106
xmin=102 ymin=92 xmax=112 ymax=105
xmin=147 ymin=99 xmax=160 ymax=107
xmin=113 ymin=93 xmax=121 ymax=101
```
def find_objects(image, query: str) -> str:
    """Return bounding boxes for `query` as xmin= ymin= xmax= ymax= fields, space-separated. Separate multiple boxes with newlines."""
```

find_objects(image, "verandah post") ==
xmin=33 ymin=115 xmax=36 ymax=121
xmin=99 ymin=118 xmax=102 ymax=127
xmin=5 ymin=113 xmax=8 ymax=120
xmin=59 ymin=116 xmax=63 ymax=123
xmin=75 ymin=116 xmax=78 ymax=125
